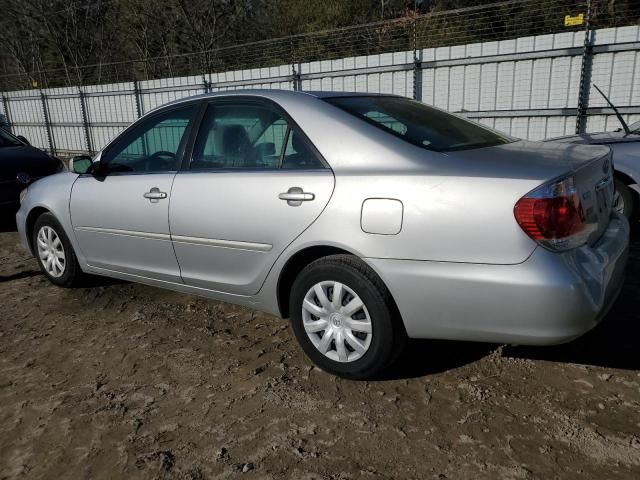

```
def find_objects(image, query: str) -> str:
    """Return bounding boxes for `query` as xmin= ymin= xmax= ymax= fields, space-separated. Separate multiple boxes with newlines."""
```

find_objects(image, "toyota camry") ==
xmin=16 ymin=90 xmax=629 ymax=379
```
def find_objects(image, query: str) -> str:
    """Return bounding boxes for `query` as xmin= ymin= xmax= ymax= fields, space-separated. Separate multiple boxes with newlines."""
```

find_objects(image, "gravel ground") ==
xmin=1 ymin=217 xmax=640 ymax=480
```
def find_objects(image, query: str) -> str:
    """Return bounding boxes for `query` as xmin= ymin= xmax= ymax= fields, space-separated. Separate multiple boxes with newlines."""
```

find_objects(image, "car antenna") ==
xmin=593 ymin=84 xmax=631 ymax=135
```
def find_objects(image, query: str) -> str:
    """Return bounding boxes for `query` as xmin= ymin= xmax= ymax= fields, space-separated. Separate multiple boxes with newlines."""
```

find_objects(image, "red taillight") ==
xmin=514 ymin=176 xmax=588 ymax=251
xmin=515 ymin=196 xmax=584 ymax=240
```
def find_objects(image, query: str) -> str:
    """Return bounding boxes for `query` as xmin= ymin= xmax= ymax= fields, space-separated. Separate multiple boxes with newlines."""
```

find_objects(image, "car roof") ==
xmin=304 ymin=91 xmax=397 ymax=99
xmin=159 ymin=89 xmax=396 ymax=111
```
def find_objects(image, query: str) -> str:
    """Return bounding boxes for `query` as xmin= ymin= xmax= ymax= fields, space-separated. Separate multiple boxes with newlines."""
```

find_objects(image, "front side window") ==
xmin=101 ymin=105 xmax=195 ymax=173
xmin=325 ymin=96 xmax=514 ymax=152
xmin=190 ymin=102 xmax=324 ymax=170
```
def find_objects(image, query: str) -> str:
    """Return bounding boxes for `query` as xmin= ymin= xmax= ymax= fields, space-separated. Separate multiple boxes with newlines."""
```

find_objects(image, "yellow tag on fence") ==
xmin=564 ymin=13 xmax=584 ymax=26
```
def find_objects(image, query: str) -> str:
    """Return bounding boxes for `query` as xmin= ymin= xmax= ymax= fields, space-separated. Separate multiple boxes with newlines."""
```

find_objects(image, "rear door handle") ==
xmin=143 ymin=187 xmax=168 ymax=203
xmin=279 ymin=187 xmax=315 ymax=206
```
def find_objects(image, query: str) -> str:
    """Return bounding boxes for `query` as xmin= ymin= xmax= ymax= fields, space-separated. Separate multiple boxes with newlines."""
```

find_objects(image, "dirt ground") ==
xmin=1 ymin=218 xmax=640 ymax=480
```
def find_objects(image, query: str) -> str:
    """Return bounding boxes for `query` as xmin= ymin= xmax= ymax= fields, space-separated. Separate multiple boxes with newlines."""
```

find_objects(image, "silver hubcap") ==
xmin=37 ymin=226 xmax=66 ymax=278
xmin=302 ymin=281 xmax=373 ymax=363
xmin=613 ymin=190 xmax=625 ymax=215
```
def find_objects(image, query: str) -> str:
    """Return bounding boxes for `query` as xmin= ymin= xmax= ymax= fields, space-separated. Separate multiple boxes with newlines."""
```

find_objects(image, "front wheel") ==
xmin=33 ymin=212 xmax=86 ymax=287
xmin=289 ymin=255 xmax=406 ymax=380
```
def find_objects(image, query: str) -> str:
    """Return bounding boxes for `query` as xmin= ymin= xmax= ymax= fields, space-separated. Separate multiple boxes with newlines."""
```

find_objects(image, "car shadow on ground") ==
xmin=379 ymin=339 xmax=498 ymax=380
xmin=383 ymin=235 xmax=640 ymax=380
xmin=0 ymin=270 xmax=42 ymax=283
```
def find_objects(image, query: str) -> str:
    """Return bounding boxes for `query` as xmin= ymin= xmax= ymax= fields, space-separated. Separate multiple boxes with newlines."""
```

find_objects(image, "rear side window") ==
xmin=282 ymin=130 xmax=323 ymax=169
xmin=190 ymin=102 xmax=324 ymax=170
xmin=325 ymin=96 xmax=513 ymax=152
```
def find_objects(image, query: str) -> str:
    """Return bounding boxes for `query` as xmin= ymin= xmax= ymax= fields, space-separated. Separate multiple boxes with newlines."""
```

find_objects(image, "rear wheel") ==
xmin=613 ymin=178 xmax=637 ymax=222
xmin=33 ymin=212 xmax=85 ymax=287
xmin=290 ymin=254 xmax=406 ymax=379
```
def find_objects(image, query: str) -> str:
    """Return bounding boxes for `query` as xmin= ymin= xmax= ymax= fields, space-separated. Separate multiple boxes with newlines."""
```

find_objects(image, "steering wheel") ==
xmin=145 ymin=150 xmax=176 ymax=171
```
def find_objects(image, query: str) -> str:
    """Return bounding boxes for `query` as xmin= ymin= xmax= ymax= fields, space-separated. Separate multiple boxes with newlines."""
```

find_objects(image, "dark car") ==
xmin=0 ymin=128 xmax=65 ymax=213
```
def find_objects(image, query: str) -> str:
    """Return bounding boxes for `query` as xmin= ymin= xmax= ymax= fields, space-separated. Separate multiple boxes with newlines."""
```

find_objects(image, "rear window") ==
xmin=325 ymin=95 xmax=513 ymax=152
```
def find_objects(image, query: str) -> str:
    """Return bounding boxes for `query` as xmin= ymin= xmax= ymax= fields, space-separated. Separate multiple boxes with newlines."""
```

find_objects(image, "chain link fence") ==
xmin=0 ymin=0 xmax=639 ymax=156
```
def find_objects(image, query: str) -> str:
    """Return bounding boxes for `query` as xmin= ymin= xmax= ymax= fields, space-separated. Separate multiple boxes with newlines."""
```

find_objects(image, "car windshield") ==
xmin=324 ymin=95 xmax=514 ymax=152
xmin=0 ymin=127 xmax=22 ymax=148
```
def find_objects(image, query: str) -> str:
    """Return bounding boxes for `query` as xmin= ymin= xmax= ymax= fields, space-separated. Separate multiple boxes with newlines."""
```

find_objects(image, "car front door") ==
xmin=169 ymin=99 xmax=335 ymax=295
xmin=70 ymin=103 xmax=197 ymax=282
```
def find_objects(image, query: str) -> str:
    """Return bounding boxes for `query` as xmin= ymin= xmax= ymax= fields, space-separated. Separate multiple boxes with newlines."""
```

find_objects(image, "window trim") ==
xmin=279 ymin=126 xmax=292 ymax=169
xmin=181 ymin=96 xmax=330 ymax=172
xmin=99 ymin=101 xmax=200 ymax=176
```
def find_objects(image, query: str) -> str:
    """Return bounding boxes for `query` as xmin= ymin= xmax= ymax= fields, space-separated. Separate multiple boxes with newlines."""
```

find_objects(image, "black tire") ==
xmin=289 ymin=254 xmax=406 ymax=380
xmin=32 ymin=212 xmax=86 ymax=287
xmin=614 ymin=178 xmax=637 ymax=222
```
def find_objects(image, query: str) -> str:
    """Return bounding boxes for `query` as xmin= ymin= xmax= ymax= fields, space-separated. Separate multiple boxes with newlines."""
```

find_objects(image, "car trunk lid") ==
xmin=446 ymin=140 xmax=611 ymax=181
xmin=450 ymin=140 xmax=614 ymax=249
xmin=572 ymin=148 xmax=615 ymax=245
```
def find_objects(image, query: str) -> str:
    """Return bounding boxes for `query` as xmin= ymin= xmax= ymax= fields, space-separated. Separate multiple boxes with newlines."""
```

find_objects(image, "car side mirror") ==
xmin=69 ymin=155 xmax=94 ymax=174
xmin=17 ymin=135 xmax=30 ymax=145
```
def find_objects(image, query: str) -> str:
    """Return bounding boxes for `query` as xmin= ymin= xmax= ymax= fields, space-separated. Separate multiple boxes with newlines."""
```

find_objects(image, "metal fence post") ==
xmin=1 ymin=94 xmax=12 ymax=131
xmin=40 ymin=90 xmax=56 ymax=156
xmin=291 ymin=63 xmax=302 ymax=91
xmin=290 ymin=38 xmax=302 ymax=92
xmin=203 ymin=74 xmax=211 ymax=93
xmin=78 ymin=87 xmax=93 ymax=153
xmin=575 ymin=0 xmax=593 ymax=134
xmin=413 ymin=51 xmax=423 ymax=102
xmin=412 ymin=17 xmax=423 ymax=102
xmin=133 ymin=80 xmax=143 ymax=118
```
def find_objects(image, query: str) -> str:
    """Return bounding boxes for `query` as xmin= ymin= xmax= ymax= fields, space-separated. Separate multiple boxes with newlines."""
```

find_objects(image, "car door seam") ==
xmin=67 ymin=174 xmax=91 ymax=261
xmin=254 ymin=170 xmax=337 ymax=295
xmin=167 ymin=170 xmax=185 ymax=283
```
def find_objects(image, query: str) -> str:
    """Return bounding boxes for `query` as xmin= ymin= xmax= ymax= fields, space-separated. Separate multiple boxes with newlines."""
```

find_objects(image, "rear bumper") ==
xmin=366 ymin=212 xmax=629 ymax=345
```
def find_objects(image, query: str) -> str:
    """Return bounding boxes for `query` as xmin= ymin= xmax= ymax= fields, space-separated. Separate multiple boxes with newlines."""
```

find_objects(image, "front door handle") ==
xmin=279 ymin=187 xmax=315 ymax=206
xmin=143 ymin=187 xmax=168 ymax=203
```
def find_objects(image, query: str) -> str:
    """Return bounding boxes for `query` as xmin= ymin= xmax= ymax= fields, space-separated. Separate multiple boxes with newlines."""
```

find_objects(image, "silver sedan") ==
xmin=16 ymin=90 xmax=629 ymax=379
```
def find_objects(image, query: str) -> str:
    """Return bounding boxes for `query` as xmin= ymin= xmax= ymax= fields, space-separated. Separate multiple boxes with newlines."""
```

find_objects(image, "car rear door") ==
xmin=70 ymin=103 xmax=197 ymax=282
xmin=169 ymin=98 xmax=335 ymax=295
